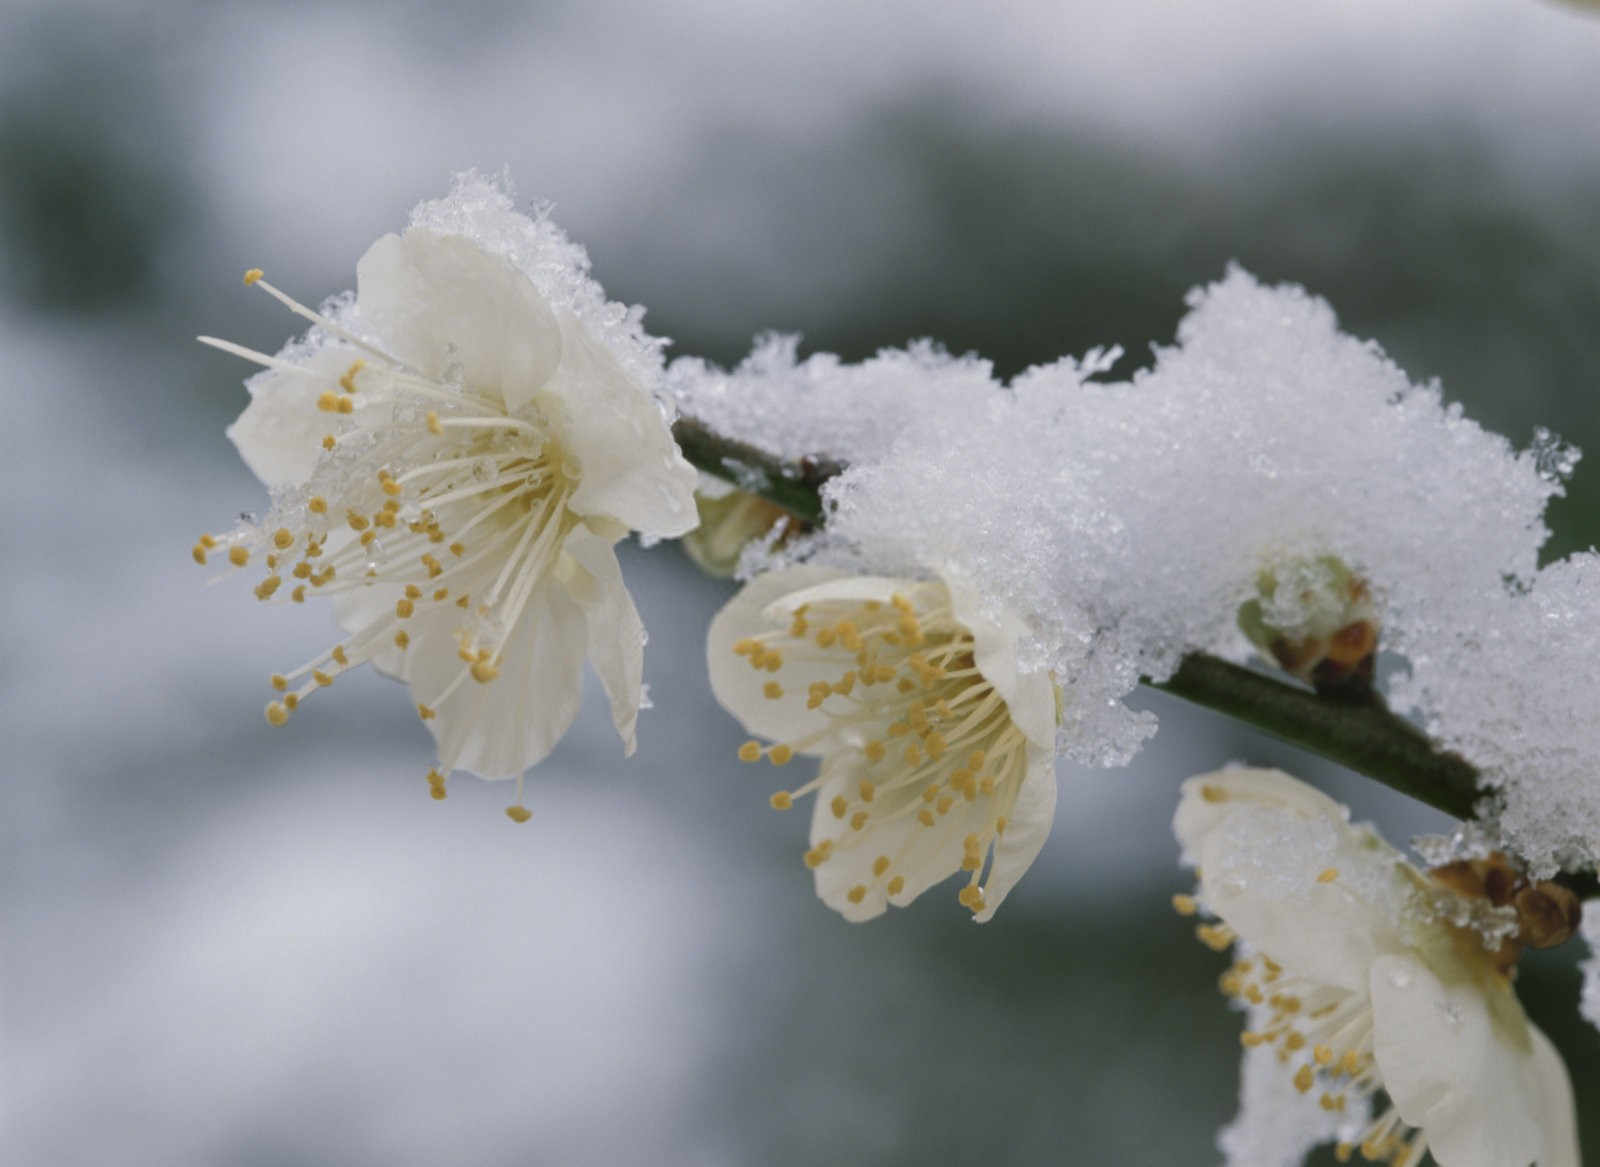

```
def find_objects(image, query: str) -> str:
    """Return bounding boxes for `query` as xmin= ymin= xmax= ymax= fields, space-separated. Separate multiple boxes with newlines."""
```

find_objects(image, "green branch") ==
xmin=672 ymin=415 xmax=1596 ymax=894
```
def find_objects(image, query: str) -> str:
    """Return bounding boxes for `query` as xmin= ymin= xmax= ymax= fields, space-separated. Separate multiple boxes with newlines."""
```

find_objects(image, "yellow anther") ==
xmin=291 ymin=561 xmax=312 ymax=579
xmin=961 ymin=853 xmax=982 ymax=872
xmin=307 ymin=496 xmax=327 ymax=515
xmin=291 ymin=586 xmax=306 ymax=603
xmin=957 ymin=885 xmax=985 ymax=912
xmin=924 ymin=733 xmax=946 ymax=759
xmin=433 ymin=588 xmax=448 ymax=602
xmin=830 ymin=795 xmax=848 ymax=819
xmin=316 ymin=391 xmax=340 ymax=412
xmin=270 ymin=674 xmax=288 ymax=691
xmin=1338 ymin=1050 xmax=1360 ymax=1076
xmin=850 ymin=811 xmax=868 ymax=830
xmin=884 ymin=875 xmax=905 ymax=897
xmin=935 ymin=795 xmax=953 ymax=815
xmin=1196 ymin=923 xmax=1235 ymax=952
xmin=192 ymin=543 xmax=208 ymax=565
xmin=1334 ymin=1142 xmax=1354 ymax=1164
xmin=846 ymin=885 xmax=867 ymax=904
xmin=995 ymin=815 xmax=1008 ymax=834
xmin=381 ymin=477 xmax=402 ymax=496
xmin=1172 ymin=892 xmax=1199 ymax=916
xmin=921 ymin=785 xmax=941 ymax=803
xmin=505 ymin=804 xmax=532 ymax=823
xmin=373 ymin=510 xmax=396 ymax=528
xmin=312 ymin=669 xmax=333 ymax=687
xmin=903 ymin=743 xmax=921 ymax=766
xmin=738 ymin=741 xmax=763 ymax=763
xmin=449 ymin=541 xmax=465 ymax=557
xmin=1239 ymin=1030 xmax=1267 ymax=1048
xmin=887 ymin=721 xmax=908 ymax=739
xmin=1316 ymin=867 xmax=1339 ymax=884
xmin=764 ymin=681 xmax=784 ymax=700
xmin=395 ymin=598 xmax=414 ymax=619
xmin=347 ymin=512 xmax=369 ymax=531
xmin=815 ymin=627 xmax=837 ymax=648
xmin=896 ymin=677 xmax=916 ymax=694
xmin=858 ymin=778 xmax=876 ymax=802
xmin=271 ymin=527 xmax=294 ymax=549
xmin=330 ymin=645 xmax=348 ymax=666
xmin=339 ymin=359 xmax=365 ymax=392
xmin=254 ymin=575 xmax=281 ymax=600
xmin=335 ymin=395 xmax=354 ymax=414
xmin=264 ymin=700 xmax=289 ymax=726
xmin=228 ymin=545 xmax=250 ymax=567
xmin=1313 ymin=1044 xmax=1334 ymax=1066
xmin=979 ymin=776 xmax=996 ymax=796
xmin=417 ymin=703 xmax=436 ymax=720
xmin=962 ymin=833 xmax=981 ymax=852
xmin=763 ymin=652 xmax=783 ymax=673
xmin=1201 ymin=783 xmax=1227 ymax=803
xmin=769 ymin=791 xmax=793 ymax=810
xmin=456 ymin=595 xmax=470 ymax=608
xmin=322 ymin=434 xmax=336 ymax=450
xmin=243 ymin=267 xmax=264 ymax=285
xmin=864 ymin=740 xmax=886 ymax=762
xmin=471 ymin=660 xmax=500 ymax=683
xmin=1284 ymin=1032 xmax=1307 ymax=1053
xmin=1292 ymin=1065 xmax=1314 ymax=1094
xmin=402 ymin=584 xmax=421 ymax=600
xmin=769 ymin=744 xmax=793 ymax=766
xmin=283 ymin=693 xmax=299 ymax=710
xmin=917 ymin=809 xmax=936 ymax=827
xmin=967 ymin=750 xmax=986 ymax=769
xmin=834 ymin=670 xmax=857 ymax=696
xmin=872 ymin=855 xmax=891 ymax=877
xmin=394 ymin=631 xmax=410 ymax=649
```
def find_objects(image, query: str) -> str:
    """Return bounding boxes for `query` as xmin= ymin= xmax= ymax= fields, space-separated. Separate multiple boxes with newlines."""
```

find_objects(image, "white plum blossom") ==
xmin=195 ymin=175 xmax=698 ymax=815
xmin=1175 ymin=767 xmax=1578 ymax=1167
xmin=707 ymin=566 xmax=1058 ymax=921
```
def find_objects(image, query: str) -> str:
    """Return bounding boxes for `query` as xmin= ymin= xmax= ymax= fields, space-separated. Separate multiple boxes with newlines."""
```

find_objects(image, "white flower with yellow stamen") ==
xmin=194 ymin=176 xmax=698 ymax=815
xmin=1175 ymin=767 xmax=1579 ymax=1167
xmin=707 ymin=565 xmax=1058 ymax=921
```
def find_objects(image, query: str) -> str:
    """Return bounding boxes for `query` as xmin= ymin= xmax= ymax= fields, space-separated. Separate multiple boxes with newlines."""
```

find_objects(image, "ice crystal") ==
xmin=1219 ymin=1034 xmax=1368 ymax=1167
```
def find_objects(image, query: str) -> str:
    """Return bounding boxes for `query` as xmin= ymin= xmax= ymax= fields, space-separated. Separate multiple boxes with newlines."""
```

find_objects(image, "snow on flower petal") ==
xmin=195 ymin=173 xmax=698 ymax=811
xmin=708 ymin=565 xmax=1057 ymax=921
xmin=1174 ymin=767 xmax=1579 ymax=1167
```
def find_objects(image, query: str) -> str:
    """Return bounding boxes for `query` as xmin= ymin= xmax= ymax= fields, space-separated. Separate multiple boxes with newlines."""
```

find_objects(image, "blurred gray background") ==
xmin=3 ymin=0 xmax=1599 ymax=1163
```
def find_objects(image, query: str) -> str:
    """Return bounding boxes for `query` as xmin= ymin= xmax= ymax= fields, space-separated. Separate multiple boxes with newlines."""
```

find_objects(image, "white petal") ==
xmin=1186 ymin=772 xmax=1412 ymax=991
xmin=946 ymin=575 xmax=1056 ymax=748
xmin=225 ymin=346 xmax=353 ymax=489
xmin=1369 ymin=953 xmax=1556 ymax=1167
xmin=540 ymin=311 xmax=699 ymax=537
xmin=559 ymin=528 xmax=645 ymax=756
xmin=705 ymin=565 xmax=855 ymax=748
xmin=1173 ymin=767 xmax=1350 ymax=866
xmin=404 ymin=577 xmax=586 ymax=779
xmin=1526 ymin=1024 xmax=1581 ymax=1167
xmin=973 ymin=743 xmax=1057 ymax=922
xmin=354 ymin=230 xmax=562 ymax=410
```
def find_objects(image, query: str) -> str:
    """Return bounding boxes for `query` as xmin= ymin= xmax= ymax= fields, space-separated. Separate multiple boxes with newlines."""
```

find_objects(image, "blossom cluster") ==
xmin=193 ymin=174 xmax=1596 ymax=1164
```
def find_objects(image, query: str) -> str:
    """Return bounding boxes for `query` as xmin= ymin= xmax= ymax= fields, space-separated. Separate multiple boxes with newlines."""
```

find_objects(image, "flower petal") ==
xmin=1369 ymin=952 xmax=1563 ymax=1167
xmin=354 ymin=230 xmax=562 ymax=410
xmin=973 ymin=743 xmax=1057 ymax=922
xmin=1180 ymin=769 xmax=1412 ymax=991
xmin=559 ymin=528 xmax=645 ymax=756
xmin=540 ymin=311 xmax=699 ymax=536
xmin=225 ymin=345 xmax=353 ymax=490
xmin=706 ymin=564 xmax=857 ymax=748
xmin=403 ymin=577 xmax=586 ymax=779
xmin=946 ymin=574 xmax=1056 ymax=748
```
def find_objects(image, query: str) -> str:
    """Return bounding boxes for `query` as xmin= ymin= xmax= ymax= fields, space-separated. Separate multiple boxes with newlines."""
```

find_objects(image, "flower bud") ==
xmin=1237 ymin=555 xmax=1378 ymax=692
xmin=681 ymin=479 xmax=801 ymax=578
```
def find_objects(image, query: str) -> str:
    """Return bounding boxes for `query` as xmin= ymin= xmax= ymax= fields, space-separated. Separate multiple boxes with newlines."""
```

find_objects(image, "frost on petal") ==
xmin=1177 ymin=769 xmax=1414 ymax=993
xmin=1368 ymin=953 xmax=1568 ymax=1167
xmin=560 ymin=528 xmax=645 ymax=756
xmin=353 ymin=230 xmax=562 ymax=407
xmin=1218 ymin=1034 xmax=1367 ymax=1167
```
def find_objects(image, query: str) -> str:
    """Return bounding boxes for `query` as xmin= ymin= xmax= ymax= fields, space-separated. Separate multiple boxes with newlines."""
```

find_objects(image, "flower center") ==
xmin=1182 ymin=907 xmax=1429 ymax=1165
xmin=195 ymin=269 xmax=579 ymax=815
xmin=732 ymin=588 xmax=1031 ymax=915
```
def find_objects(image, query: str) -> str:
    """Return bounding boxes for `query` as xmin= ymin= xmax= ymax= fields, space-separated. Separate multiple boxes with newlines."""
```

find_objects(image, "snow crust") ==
xmin=673 ymin=266 xmax=1600 ymax=876
xmin=1219 ymin=1033 xmax=1367 ymax=1167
